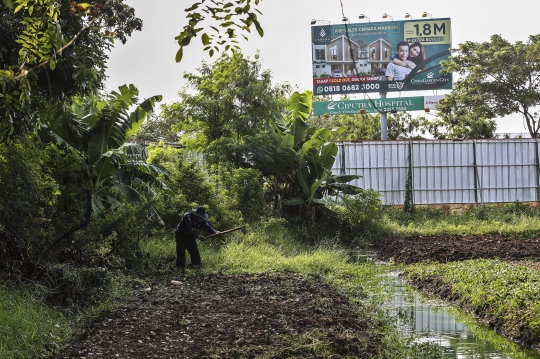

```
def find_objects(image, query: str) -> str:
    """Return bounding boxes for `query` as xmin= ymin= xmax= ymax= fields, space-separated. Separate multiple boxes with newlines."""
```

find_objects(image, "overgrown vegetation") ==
xmin=0 ymin=287 xmax=69 ymax=358
xmin=115 ymin=219 xmax=446 ymax=359
xmin=2 ymin=2 xmax=540 ymax=356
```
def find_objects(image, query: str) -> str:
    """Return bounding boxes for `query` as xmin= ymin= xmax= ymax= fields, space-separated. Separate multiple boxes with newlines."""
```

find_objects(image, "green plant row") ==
xmin=404 ymin=259 xmax=540 ymax=348
xmin=382 ymin=203 xmax=540 ymax=239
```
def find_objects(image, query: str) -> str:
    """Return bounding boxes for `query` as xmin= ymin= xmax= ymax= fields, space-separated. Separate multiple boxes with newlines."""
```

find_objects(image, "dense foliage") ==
xmin=162 ymin=51 xmax=289 ymax=167
xmin=0 ymin=0 xmax=142 ymax=142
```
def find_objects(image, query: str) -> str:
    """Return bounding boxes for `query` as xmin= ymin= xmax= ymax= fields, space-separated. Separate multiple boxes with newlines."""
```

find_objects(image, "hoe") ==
xmin=205 ymin=225 xmax=247 ymax=239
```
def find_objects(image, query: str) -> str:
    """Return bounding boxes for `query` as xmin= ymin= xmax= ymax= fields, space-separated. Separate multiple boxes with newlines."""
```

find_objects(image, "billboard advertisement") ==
xmin=311 ymin=18 xmax=452 ymax=95
xmin=312 ymin=95 xmax=445 ymax=116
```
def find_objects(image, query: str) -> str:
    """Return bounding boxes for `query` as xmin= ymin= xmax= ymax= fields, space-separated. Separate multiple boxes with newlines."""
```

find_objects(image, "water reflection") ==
xmin=384 ymin=272 xmax=540 ymax=359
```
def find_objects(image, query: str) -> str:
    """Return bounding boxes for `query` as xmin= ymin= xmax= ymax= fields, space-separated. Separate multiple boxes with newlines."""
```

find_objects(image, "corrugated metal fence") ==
xmin=333 ymin=139 xmax=540 ymax=205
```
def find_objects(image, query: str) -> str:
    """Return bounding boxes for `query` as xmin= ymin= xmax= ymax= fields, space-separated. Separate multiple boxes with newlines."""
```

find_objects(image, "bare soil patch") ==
xmin=373 ymin=235 xmax=540 ymax=264
xmin=47 ymin=235 xmax=540 ymax=358
xmin=50 ymin=272 xmax=383 ymax=359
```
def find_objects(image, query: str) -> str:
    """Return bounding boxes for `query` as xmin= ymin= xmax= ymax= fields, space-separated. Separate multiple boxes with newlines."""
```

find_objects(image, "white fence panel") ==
xmin=412 ymin=141 xmax=477 ymax=205
xmin=475 ymin=140 xmax=538 ymax=203
xmin=333 ymin=139 xmax=540 ymax=205
xmin=337 ymin=142 xmax=409 ymax=205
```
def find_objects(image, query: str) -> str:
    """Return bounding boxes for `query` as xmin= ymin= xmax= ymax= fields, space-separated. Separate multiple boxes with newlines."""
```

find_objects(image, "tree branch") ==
xmin=45 ymin=187 xmax=93 ymax=252
xmin=3 ymin=0 xmax=111 ymax=84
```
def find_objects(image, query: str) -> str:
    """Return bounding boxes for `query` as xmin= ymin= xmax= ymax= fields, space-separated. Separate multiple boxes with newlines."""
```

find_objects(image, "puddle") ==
xmin=384 ymin=272 xmax=540 ymax=359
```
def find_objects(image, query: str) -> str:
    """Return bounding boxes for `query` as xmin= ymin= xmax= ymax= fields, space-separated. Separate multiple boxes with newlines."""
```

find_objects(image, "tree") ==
xmin=131 ymin=112 xmax=181 ymax=143
xmin=440 ymin=34 xmax=540 ymax=138
xmin=162 ymin=51 xmax=289 ymax=167
xmin=309 ymin=112 xmax=429 ymax=141
xmin=424 ymin=113 xmax=497 ymax=139
xmin=0 ymin=0 xmax=142 ymax=142
xmin=175 ymin=0 xmax=263 ymax=62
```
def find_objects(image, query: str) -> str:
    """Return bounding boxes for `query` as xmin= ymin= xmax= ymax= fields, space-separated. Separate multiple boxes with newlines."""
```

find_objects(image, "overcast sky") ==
xmin=105 ymin=0 xmax=539 ymax=134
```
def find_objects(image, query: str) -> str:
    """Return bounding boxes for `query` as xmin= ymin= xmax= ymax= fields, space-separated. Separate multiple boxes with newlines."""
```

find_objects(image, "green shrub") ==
xmin=326 ymin=190 xmax=389 ymax=241
xmin=149 ymin=147 xmax=241 ymax=232
xmin=210 ymin=165 xmax=269 ymax=223
xmin=0 ymin=139 xmax=65 ymax=249
xmin=66 ymin=203 xmax=160 ymax=271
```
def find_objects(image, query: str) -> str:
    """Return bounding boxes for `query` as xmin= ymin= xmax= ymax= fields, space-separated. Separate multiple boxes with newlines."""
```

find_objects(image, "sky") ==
xmin=105 ymin=0 xmax=540 ymax=135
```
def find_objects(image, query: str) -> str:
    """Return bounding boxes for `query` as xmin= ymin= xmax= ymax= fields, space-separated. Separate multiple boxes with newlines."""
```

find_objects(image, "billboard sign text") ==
xmin=312 ymin=95 xmax=445 ymax=116
xmin=311 ymin=18 xmax=452 ymax=95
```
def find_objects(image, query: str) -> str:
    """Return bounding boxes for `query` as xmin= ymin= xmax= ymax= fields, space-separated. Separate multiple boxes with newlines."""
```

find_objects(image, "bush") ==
xmin=64 ymin=203 xmax=160 ymax=271
xmin=210 ymin=165 xmax=269 ymax=223
xmin=149 ymin=147 xmax=241 ymax=232
xmin=0 ymin=139 xmax=64 ymax=249
xmin=326 ymin=190 xmax=389 ymax=241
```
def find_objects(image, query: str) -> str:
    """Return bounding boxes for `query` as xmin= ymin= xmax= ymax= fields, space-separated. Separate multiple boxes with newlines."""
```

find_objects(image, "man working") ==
xmin=175 ymin=206 xmax=218 ymax=275
xmin=385 ymin=41 xmax=412 ymax=81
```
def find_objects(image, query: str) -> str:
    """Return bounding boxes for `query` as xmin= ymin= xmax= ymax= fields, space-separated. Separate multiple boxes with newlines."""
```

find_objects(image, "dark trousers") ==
xmin=175 ymin=232 xmax=202 ymax=268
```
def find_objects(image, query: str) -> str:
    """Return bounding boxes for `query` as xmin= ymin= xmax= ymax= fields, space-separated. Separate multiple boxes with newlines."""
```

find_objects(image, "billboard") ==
xmin=312 ymin=95 xmax=445 ymax=116
xmin=311 ymin=18 xmax=452 ymax=95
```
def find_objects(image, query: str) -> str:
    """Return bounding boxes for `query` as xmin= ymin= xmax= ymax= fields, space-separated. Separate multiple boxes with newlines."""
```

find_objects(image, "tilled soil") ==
xmin=50 ymin=272 xmax=383 ymax=359
xmin=373 ymin=234 xmax=540 ymax=264
xmin=49 ymin=234 xmax=540 ymax=358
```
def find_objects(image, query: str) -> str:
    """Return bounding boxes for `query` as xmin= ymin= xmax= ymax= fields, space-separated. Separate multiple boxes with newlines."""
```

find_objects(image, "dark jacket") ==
xmin=175 ymin=212 xmax=217 ymax=239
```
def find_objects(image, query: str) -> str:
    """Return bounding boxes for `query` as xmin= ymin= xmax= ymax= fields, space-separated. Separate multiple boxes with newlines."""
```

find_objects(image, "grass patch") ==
xmin=404 ymin=259 xmax=540 ymax=347
xmin=0 ymin=284 xmax=70 ymax=359
xmin=382 ymin=203 xmax=540 ymax=238
xmin=0 ymin=268 xmax=132 ymax=359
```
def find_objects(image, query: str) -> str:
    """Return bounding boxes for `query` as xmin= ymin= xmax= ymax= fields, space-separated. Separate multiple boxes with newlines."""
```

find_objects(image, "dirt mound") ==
xmin=50 ymin=272 xmax=382 ymax=358
xmin=374 ymin=235 xmax=540 ymax=264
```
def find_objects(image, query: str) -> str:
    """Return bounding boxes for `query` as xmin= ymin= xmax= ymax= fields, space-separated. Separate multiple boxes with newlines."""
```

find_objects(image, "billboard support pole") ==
xmin=380 ymin=92 xmax=388 ymax=140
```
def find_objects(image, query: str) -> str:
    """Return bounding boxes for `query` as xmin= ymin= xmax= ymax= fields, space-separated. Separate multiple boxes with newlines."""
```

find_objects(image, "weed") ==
xmin=0 ymin=284 xmax=71 ymax=359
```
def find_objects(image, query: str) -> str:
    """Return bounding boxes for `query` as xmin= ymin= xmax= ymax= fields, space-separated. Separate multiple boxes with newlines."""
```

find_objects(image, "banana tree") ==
xmin=42 ymin=84 xmax=169 ymax=246
xmin=267 ymin=91 xmax=361 ymax=207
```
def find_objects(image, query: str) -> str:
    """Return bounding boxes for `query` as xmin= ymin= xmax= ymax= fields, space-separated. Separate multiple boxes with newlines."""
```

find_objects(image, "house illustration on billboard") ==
xmin=312 ymin=36 xmax=392 ymax=78
xmin=367 ymin=38 xmax=392 ymax=75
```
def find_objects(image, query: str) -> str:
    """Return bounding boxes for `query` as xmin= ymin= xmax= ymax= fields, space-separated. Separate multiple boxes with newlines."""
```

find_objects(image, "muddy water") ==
xmin=383 ymin=272 xmax=540 ymax=359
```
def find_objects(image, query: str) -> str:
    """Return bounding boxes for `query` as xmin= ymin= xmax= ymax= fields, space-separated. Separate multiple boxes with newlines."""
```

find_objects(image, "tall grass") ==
xmin=0 ymin=284 xmax=70 ymax=359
